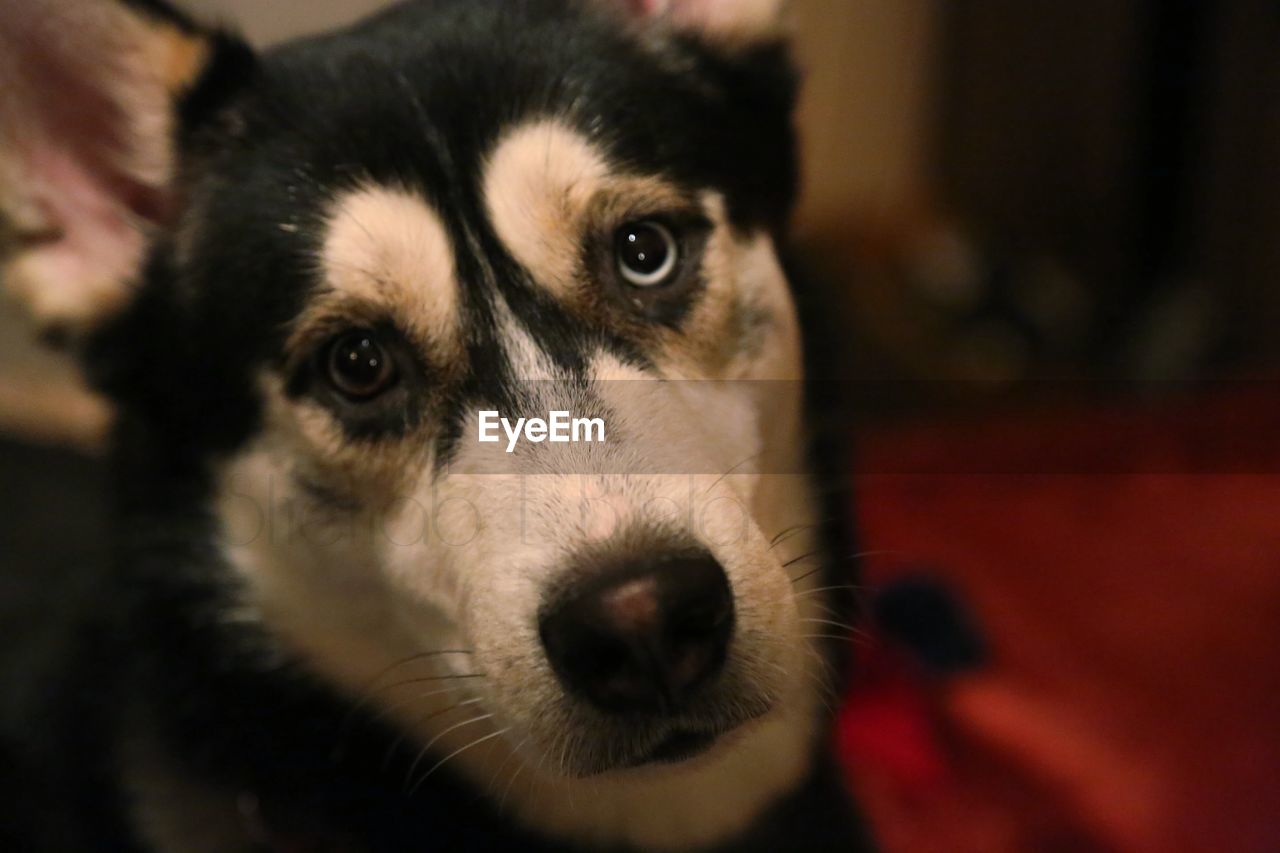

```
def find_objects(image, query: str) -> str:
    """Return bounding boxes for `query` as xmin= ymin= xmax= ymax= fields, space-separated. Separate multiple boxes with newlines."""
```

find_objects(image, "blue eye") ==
xmin=616 ymin=221 xmax=679 ymax=287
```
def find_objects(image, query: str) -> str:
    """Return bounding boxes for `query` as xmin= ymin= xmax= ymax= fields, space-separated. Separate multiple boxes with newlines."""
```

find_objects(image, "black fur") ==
xmin=11 ymin=1 xmax=868 ymax=849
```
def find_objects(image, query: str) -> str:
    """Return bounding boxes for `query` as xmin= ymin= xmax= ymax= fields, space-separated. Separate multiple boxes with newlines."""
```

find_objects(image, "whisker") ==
xmin=847 ymin=548 xmax=913 ymax=562
xmin=803 ymin=641 xmax=839 ymax=687
xmin=741 ymin=649 xmax=791 ymax=684
xmin=781 ymin=549 xmax=824 ymax=569
xmin=382 ymin=696 xmax=483 ymax=769
xmin=404 ymin=712 xmax=493 ymax=789
xmin=790 ymin=547 xmax=917 ymax=587
xmin=556 ymin=728 xmax=574 ymax=781
xmin=800 ymin=663 xmax=838 ymax=716
xmin=340 ymin=649 xmax=475 ymax=729
xmin=793 ymin=583 xmax=870 ymax=598
xmin=375 ymin=682 xmax=483 ymax=721
xmin=801 ymin=616 xmax=861 ymax=634
xmin=410 ymin=727 xmax=511 ymax=793
xmin=379 ymin=672 xmax=487 ymax=694
xmin=702 ymin=452 xmax=761 ymax=497
xmin=797 ymin=597 xmax=843 ymax=619
xmin=768 ymin=523 xmax=817 ymax=550
xmin=789 ymin=564 xmax=826 ymax=585
xmin=487 ymin=732 xmax=528 ymax=802
xmin=498 ymin=736 xmax=532 ymax=814
xmin=802 ymin=633 xmax=860 ymax=643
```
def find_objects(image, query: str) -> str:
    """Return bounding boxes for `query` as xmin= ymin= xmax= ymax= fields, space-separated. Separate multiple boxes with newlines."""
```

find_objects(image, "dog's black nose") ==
xmin=539 ymin=552 xmax=734 ymax=713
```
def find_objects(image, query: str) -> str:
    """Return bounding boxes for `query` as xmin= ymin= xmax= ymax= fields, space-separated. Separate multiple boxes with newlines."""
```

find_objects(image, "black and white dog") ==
xmin=0 ymin=0 xmax=865 ymax=849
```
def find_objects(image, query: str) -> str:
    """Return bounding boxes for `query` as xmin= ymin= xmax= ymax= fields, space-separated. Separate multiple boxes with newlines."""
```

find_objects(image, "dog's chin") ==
xmin=564 ymin=704 xmax=773 ymax=779
xmin=633 ymin=727 xmax=724 ymax=766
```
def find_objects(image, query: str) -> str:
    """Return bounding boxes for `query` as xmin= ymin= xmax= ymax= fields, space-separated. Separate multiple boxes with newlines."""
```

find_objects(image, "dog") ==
xmin=0 ymin=0 xmax=866 ymax=849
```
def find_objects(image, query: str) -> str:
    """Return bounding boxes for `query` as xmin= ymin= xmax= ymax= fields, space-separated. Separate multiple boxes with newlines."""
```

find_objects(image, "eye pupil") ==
xmin=327 ymin=331 xmax=396 ymax=399
xmin=616 ymin=221 xmax=678 ymax=286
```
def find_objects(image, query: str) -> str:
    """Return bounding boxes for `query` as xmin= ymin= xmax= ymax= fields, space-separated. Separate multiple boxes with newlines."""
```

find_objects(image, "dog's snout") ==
xmin=539 ymin=552 xmax=734 ymax=713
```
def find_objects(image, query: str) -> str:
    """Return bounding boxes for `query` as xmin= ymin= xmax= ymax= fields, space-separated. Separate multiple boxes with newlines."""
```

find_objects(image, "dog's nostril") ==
xmin=538 ymin=552 xmax=734 ymax=714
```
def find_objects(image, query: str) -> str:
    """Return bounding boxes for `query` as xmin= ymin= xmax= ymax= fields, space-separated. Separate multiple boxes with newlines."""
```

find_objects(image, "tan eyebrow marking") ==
xmin=309 ymin=184 xmax=461 ymax=363
xmin=483 ymin=119 xmax=609 ymax=296
xmin=482 ymin=121 xmax=787 ymax=382
xmin=482 ymin=118 xmax=698 ymax=300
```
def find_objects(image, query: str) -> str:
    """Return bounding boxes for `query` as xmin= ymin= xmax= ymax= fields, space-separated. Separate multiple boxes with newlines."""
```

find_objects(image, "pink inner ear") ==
xmin=617 ymin=0 xmax=781 ymax=34
xmin=11 ymin=47 xmax=167 ymax=310
xmin=618 ymin=0 xmax=662 ymax=14
xmin=28 ymin=145 xmax=148 ymax=286
xmin=0 ymin=0 xmax=177 ymax=332
xmin=15 ymin=22 xmax=172 ymax=225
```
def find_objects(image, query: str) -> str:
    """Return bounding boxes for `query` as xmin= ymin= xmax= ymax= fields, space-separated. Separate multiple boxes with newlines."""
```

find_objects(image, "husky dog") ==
xmin=0 ymin=0 xmax=865 ymax=849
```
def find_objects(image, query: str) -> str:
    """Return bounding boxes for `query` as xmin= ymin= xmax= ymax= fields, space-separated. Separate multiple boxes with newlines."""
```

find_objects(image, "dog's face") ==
xmin=1 ymin=0 xmax=835 ymax=848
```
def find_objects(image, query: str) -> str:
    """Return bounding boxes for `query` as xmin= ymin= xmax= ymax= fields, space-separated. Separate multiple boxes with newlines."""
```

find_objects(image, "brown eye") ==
xmin=616 ymin=221 xmax=679 ymax=287
xmin=325 ymin=330 xmax=397 ymax=400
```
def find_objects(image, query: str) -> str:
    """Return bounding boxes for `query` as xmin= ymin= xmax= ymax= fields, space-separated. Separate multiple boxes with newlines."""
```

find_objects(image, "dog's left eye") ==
xmin=615 ymin=221 xmax=679 ymax=287
xmin=324 ymin=330 xmax=398 ymax=400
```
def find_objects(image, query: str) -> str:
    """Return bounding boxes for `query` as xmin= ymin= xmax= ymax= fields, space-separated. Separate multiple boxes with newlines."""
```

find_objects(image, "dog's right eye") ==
xmin=324 ymin=330 xmax=398 ymax=400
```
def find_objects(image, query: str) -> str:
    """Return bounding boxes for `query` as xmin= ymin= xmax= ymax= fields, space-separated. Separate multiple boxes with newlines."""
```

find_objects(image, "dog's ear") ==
xmin=0 ymin=0 xmax=254 ymax=343
xmin=618 ymin=0 xmax=786 ymax=43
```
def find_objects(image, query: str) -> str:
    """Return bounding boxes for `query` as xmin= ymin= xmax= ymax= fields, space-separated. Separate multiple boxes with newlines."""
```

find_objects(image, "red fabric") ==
xmin=838 ymin=390 xmax=1280 ymax=853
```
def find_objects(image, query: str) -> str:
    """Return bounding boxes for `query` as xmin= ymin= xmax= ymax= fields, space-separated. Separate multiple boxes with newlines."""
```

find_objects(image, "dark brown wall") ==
xmin=937 ymin=1 xmax=1280 ymax=368
xmin=937 ymin=1 xmax=1144 ymax=289
xmin=1196 ymin=0 xmax=1280 ymax=362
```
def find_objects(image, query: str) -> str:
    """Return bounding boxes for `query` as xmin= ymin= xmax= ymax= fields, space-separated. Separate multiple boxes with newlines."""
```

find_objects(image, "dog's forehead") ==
xmin=248 ymin=0 xmax=793 ymax=224
xmin=306 ymin=117 xmax=653 ymax=416
xmin=262 ymin=5 xmax=720 ymax=352
xmin=169 ymin=0 xmax=797 ymax=423
xmin=317 ymin=118 xmax=607 ymax=308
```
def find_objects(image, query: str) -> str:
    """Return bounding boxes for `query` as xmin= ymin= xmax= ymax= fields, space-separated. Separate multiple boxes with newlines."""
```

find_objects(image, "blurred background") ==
xmin=3 ymin=0 xmax=1279 ymax=446
xmin=2 ymin=3 xmax=1278 ymax=852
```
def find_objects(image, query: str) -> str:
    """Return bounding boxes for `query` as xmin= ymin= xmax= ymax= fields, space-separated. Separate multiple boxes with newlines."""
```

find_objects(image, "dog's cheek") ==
xmin=723 ymin=233 xmax=804 ymax=382
xmin=379 ymin=463 xmax=562 ymax=656
xmin=376 ymin=471 xmax=479 ymax=622
xmin=214 ymin=445 xmax=428 ymax=692
xmin=254 ymin=373 xmax=426 ymax=516
xmin=440 ymin=474 xmax=572 ymax=751
xmin=652 ymin=214 xmax=800 ymax=382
